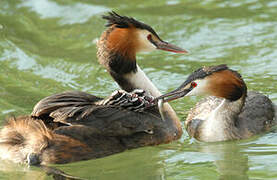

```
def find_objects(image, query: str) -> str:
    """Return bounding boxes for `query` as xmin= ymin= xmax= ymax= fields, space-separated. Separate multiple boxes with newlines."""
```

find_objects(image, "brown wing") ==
xmin=238 ymin=91 xmax=276 ymax=134
xmin=31 ymin=91 xmax=161 ymax=137
xmin=32 ymin=91 xmax=102 ymax=122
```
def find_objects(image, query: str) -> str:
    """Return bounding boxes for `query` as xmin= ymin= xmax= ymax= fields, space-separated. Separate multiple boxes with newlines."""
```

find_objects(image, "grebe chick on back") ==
xmin=0 ymin=12 xmax=187 ymax=165
xmin=157 ymin=65 xmax=276 ymax=142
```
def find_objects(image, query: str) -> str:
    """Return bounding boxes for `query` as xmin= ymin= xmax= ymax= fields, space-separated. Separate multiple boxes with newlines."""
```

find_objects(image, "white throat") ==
xmin=124 ymin=65 xmax=161 ymax=97
xmin=200 ymin=99 xmax=228 ymax=142
xmin=201 ymin=97 xmax=243 ymax=142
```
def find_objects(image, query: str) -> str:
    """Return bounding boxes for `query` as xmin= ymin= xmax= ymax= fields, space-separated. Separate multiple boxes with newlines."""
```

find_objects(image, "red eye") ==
xmin=191 ymin=82 xmax=197 ymax=88
xmin=147 ymin=34 xmax=152 ymax=40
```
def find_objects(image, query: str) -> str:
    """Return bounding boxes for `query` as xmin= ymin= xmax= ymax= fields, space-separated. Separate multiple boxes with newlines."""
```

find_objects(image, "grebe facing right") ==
xmin=157 ymin=64 xmax=277 ymax=142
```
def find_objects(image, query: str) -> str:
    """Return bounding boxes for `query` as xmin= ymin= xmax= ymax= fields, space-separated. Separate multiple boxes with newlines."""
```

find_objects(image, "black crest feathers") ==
xmin=184 ymin=64 xmax=229 ymax=84
xmin=102 ymin=11 xmax=160 ymax=37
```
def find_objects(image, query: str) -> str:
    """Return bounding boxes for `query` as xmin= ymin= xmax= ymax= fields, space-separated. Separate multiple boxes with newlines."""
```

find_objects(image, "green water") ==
xmin=0 ymin=0 xmax=277 ymax=179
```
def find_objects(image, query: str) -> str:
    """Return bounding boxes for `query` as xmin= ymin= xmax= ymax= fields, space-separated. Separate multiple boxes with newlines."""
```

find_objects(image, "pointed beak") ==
xmin=155 ymin=40 xmax=188 ymax=54
xmin=155 ymin=86 xmax=192 ymax=103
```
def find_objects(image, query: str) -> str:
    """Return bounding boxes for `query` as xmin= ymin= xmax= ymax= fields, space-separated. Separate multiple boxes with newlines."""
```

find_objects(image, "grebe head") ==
xmin=157 ymin=64 xmax=247 ymax=102
xmin=101 ymin=11 xmax=187 ymax=56
xmin=98 ymin=12 xmax=187 ymax=93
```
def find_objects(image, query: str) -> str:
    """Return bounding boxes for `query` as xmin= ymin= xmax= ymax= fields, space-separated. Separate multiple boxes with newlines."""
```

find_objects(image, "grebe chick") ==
xmin=157 ymin=64 xmax=276 ymax=142
xmin=0 ymin=12 xmax=186 ymax=165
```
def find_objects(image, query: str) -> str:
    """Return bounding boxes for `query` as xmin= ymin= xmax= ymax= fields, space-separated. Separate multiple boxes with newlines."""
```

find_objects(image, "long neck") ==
xmin=97 ymin=33 xmax=162 ymax=96
xmin=201 ymin=94 xmax=246 ymax=142
xmin=97 ymin=39 xmax=182 ymax=138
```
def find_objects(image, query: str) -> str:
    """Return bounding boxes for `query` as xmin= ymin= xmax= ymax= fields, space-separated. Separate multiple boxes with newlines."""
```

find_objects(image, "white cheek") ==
xmin=186 ymin=79 xmax=209 ymax=96
xmin=137 ymin=31 xmax=156 ymax=52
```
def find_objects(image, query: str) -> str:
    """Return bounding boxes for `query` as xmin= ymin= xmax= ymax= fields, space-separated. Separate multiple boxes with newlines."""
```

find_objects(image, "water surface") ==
xmin=0 ymin=0 xmax=277 ymax=179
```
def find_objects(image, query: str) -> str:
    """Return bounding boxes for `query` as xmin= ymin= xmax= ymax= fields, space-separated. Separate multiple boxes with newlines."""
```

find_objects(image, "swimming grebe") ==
xmin=157 ymin=64 xmax=277 ymax=142
xmin=0 ymin=12 xmax=186 ymax=165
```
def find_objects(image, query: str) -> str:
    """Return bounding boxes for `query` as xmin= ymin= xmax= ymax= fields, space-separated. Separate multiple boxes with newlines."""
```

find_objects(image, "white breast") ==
xmin=201 ymin=99 xmax=228 ymax=142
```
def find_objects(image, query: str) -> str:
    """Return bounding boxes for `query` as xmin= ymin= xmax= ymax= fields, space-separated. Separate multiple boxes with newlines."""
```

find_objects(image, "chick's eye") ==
xmin=147 ymin=34 xmax=152 ymax=40
xmin=191 ymin=82 xmax=197 ymax=88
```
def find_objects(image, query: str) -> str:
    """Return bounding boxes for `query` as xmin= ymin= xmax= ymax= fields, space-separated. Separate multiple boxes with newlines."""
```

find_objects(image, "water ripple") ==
xmin=18 ymin=0 xmax=109 ymax=25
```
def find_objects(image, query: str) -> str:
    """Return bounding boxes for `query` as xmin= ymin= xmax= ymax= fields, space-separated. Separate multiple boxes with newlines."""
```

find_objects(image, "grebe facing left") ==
xmin=0 ymin=12 xmax=186 ymax=165
xmin=157 ymin=64 xmax=276 ymax=142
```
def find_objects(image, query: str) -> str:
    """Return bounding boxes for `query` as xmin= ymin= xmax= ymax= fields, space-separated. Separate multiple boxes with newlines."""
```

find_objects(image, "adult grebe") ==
xmin=157 ymin=64 xmax=277 ymax=142
xmin=0 ymin=12 xmax=186 ymax=165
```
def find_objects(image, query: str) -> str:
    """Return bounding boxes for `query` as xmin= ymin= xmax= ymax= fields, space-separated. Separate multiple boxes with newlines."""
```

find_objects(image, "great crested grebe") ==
xmin=0 ymin=12 xmax=186 ymax=165
xmin=157 ymin=64 xmax=277 ymax=142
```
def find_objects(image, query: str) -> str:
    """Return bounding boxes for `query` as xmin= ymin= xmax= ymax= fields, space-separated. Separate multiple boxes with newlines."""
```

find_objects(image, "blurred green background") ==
xmin=0 ymin=0 xmax=276 ymax=179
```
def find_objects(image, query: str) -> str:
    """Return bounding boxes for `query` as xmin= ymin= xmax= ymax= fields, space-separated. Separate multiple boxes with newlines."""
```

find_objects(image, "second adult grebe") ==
xmin=157 ymin=64 xmax=277 ymax=142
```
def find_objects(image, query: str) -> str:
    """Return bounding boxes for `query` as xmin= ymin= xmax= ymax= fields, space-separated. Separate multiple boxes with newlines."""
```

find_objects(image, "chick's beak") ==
xmin=155 ymin=40 xmax=188 ymax=53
